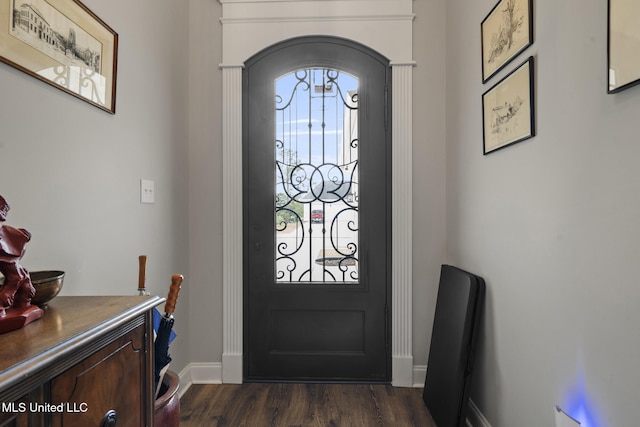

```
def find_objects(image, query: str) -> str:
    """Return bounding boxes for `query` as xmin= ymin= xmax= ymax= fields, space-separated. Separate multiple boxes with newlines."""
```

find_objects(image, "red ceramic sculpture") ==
xmin=0 ymin=195 xmax=43 ymax=333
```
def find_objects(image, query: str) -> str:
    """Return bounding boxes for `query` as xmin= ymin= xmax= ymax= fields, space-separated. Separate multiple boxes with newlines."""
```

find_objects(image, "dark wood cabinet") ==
xmin=0 ymin=296 xmax=163 ymax=427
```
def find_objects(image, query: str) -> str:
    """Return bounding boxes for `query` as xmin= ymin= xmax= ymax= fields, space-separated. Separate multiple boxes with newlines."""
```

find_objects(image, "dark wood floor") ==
xmin=179 ymin=383 xmax=436 ymax=426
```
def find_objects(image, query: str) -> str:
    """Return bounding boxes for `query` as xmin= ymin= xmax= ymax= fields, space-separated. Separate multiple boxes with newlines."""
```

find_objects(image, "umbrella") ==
xmin=154 ymin=274 xmax=183 ymax=397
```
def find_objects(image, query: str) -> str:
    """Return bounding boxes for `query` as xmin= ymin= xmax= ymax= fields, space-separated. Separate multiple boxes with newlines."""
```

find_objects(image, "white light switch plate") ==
xmin=140 ymin=179 xmax=155 ymax=204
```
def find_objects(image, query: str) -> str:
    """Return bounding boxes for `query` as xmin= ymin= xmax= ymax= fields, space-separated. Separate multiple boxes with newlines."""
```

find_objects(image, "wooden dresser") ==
xmin=0 ymin=295 xmax=163 ymax=427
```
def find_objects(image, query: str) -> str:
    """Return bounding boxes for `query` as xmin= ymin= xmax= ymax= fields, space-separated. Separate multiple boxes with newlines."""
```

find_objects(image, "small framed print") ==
xmin=608 ymin=0 xmax=640 ymax=93
xmin=481 ymin=0 xmax=533 ymax=83
xmin=482 ymin=56 xmax=535 ymax=155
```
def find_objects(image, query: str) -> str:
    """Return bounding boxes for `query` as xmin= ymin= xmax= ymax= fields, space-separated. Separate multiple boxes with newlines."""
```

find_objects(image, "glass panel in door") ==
xmin=275 ymin=68 xmax=359 ymax=284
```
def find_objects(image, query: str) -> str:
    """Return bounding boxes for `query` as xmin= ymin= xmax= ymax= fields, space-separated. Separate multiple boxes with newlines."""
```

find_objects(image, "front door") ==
xmin=244 ymin=37 xmax=391 ymax=381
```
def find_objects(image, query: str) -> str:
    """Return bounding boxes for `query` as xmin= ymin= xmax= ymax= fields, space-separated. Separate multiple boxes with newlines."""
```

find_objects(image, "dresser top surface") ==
xmin=0 ymin=295 xmax=163 ymax=387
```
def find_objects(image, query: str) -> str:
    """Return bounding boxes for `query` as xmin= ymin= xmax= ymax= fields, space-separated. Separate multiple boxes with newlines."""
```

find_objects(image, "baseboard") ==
xmin=177 ymin=362 xmax=222 ymax=397
xmin=180 ymin=362 xmax=429 ymax=389
xmin=412 ymin=364 xmax=427 ymax=388
xmin=180 ymin=362 xmax=429 ymax=391
xmin=467 ymin=399 xmax=492 ymax=427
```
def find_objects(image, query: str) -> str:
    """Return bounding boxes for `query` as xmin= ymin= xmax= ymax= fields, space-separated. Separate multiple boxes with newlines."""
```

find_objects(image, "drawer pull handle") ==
xmin=101 ymin=409 xmax=117 ymax=426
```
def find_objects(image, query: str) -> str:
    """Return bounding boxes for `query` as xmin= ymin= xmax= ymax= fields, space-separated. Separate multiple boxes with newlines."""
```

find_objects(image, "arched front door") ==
xmin=243 ymin=36 xmax=391 ymax=381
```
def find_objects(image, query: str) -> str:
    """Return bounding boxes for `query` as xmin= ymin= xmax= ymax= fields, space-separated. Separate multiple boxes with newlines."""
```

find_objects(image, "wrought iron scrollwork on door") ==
xmin=275 ymin=68 xmax=360 ymax=283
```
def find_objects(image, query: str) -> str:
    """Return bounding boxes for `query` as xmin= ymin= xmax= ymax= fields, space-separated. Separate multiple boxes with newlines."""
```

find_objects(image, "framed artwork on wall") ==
xmin=481 ymin=0 xmax=533 ymax=83
xmin=0 ymin=0 xmax=118 ymax=113
xmin=482 ymin=56 xmax=535 ymax=155
xmin=608 ymin=0 xmax=640 ymax=93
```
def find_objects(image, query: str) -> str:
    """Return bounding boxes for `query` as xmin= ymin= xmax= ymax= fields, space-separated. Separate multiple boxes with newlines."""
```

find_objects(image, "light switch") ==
xmin=140 ymin=179 xmax=155 ymax=204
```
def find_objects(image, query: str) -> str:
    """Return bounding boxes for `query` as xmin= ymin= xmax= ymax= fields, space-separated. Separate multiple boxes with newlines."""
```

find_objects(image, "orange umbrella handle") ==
xmin=164 ymin=274 xmax=183 ymax=315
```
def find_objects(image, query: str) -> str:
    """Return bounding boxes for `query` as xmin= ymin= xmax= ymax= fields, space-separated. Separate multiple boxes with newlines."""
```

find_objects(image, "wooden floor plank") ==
xmin=180 ymin=383 xmax=436 ymax=427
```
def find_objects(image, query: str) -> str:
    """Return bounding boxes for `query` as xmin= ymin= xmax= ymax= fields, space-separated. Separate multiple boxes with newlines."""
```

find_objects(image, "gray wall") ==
xmin=412 ymin=0 xmax=448 ymax=375
xmin=0 ymin=0 xmax=191 ymax=370
xmin=186 ymin=0 xmax=224 ymax=366
xmin=446 ymin=0 xmax=640 ymax=426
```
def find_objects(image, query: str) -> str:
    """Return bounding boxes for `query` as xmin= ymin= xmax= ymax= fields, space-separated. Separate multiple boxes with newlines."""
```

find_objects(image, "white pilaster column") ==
xmin=391 ymin=62 xmax=415 ymax=387
xmin=221 ymin=65 xmax=244 ymax=384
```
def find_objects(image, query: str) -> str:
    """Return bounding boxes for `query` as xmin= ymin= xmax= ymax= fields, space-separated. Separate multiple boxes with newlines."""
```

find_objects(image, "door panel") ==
xmin=244 ymin=37 xmax=391 ymax=381
xmin=270 ymin=310 xmax=365 ymax=353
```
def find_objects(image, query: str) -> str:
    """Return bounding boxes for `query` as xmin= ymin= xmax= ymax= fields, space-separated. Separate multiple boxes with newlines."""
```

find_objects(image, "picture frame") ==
xmin=0 ymin=0 xmax=118 ymax=113
xmin=482 ymin=56 xmax=535 ymax=155
xmin=607 ymin=0 xmax=640 ymax=94
xmin=481 ymin=0 xmax=533 ymax=83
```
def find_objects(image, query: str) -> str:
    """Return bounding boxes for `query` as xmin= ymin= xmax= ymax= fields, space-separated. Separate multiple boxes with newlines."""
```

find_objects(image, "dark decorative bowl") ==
xmin=30 ymin=270 xmax=65 ymax=307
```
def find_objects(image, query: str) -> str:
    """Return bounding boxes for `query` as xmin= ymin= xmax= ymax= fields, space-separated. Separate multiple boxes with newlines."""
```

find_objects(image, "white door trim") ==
xmin=220 ymin=0 xmax=414 ymax=386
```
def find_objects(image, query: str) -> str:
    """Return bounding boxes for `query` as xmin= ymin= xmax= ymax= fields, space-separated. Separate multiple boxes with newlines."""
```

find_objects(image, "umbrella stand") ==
xmin=155 ymin=274 xmax=183 ymax=398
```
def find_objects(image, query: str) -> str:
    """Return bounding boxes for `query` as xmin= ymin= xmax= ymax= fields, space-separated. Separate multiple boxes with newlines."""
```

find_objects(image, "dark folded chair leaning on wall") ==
xmin=423 ymin=264 xmax=485 ymax=427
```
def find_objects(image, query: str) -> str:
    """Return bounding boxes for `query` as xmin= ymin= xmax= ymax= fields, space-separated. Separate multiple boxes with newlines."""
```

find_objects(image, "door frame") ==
xmin=242 ymin=37 xmax=392 ymax=381
xmin=220 ymin=2 xmax=415 ymax=387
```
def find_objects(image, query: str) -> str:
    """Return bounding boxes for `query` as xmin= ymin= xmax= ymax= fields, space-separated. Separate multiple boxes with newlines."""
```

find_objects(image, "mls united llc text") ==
xmin=1 ymin=402 xmax=88 ymax=414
